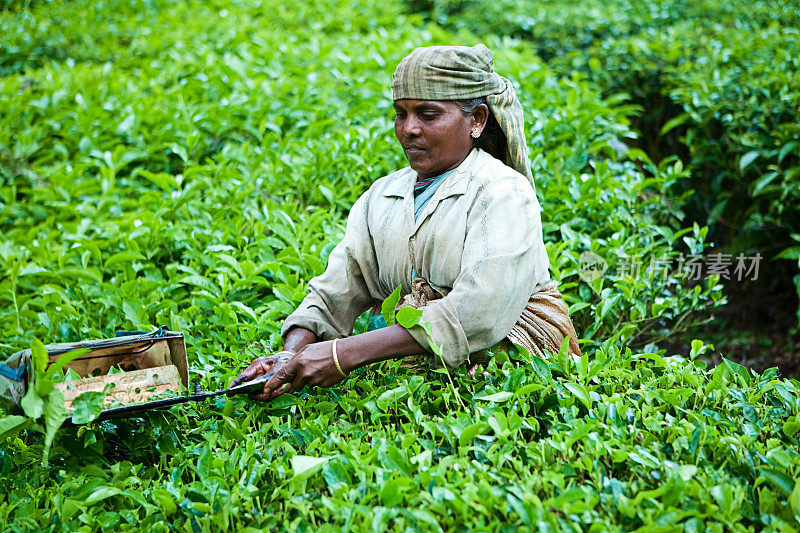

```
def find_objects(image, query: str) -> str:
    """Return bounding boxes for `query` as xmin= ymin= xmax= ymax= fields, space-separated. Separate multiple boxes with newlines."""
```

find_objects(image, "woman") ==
xmin=232 ymin=44 xmax=581 ymax=401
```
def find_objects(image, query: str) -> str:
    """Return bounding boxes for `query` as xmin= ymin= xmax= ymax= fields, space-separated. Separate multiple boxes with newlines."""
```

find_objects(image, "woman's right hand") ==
xmin=229 ymin=352 xmax=293 ymax=389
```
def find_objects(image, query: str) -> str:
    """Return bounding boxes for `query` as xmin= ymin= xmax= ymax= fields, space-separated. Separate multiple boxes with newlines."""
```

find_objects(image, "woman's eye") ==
xmin=420 ymin=113 xmax=437 ymax=121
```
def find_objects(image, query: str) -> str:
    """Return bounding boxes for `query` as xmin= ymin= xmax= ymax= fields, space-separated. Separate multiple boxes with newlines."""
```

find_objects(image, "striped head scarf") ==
xmin=392 ymin=44 xmax=534 ymax=188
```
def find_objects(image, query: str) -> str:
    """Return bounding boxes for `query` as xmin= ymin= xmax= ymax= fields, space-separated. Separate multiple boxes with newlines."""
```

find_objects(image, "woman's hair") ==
xmin=456 ymin=97 xmax=508 ymax=165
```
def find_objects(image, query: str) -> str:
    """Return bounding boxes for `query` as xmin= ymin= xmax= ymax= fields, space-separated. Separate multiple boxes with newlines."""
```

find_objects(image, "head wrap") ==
xmin=392 ymin=44 xmax=534 ymax=187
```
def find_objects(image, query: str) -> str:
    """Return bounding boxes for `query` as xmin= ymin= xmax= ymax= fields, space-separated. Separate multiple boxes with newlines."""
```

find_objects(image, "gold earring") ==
xmin=471 ymin=128 xmax=481 ymax=138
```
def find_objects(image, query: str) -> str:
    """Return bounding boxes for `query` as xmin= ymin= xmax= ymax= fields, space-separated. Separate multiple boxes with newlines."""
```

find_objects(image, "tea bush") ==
xmin=1 ymin=0 xmax=797 ymax=530
xmin=4 ymin=344 xmax=800 ymax=530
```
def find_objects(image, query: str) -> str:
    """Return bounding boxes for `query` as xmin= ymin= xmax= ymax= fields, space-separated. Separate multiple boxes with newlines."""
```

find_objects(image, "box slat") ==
xmin=56 ymin=365 xmax=182 ymax=410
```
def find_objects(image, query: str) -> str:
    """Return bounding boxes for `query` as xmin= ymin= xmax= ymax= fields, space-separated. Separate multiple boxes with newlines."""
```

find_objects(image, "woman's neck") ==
xmin=415 ymin=148 xmax=473 ymax=182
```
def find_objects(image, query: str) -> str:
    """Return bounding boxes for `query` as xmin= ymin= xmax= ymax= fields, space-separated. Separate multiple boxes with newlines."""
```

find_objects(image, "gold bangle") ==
xmin=331 ymin=338 xmax=347 ymax=377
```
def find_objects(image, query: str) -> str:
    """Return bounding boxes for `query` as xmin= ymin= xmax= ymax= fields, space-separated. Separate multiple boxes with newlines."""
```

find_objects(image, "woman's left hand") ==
xmin=250 ymin=341 xmax=347 ymax=402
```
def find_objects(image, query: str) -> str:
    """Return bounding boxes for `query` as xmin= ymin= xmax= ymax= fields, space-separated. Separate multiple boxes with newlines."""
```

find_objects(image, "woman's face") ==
xmin=393 ymin=99 xmax=487 ymax=180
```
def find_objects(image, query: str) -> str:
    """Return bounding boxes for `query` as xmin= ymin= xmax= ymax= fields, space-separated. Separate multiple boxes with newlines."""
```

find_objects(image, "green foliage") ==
xmin=0 ymin=0 xmax=722 ymax=357
xmin=3 ymin=342 xmax=800 ymax=530
xmin=503 ymin=54 xmax=724 ymax=349
xmin=582 ymin=16 xmax=800 ymax=257
xmin=396 ymin=304 xmax=464 ymax=411
xmin=69 ymin=390 xmax=107 ymax=425
xmin=0 ymin=0 xmax=794 ymax=529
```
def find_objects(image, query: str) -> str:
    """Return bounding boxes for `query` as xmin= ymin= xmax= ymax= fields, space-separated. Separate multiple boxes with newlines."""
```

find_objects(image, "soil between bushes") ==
xmin=662 ymin=258 xmax=800 ymax=378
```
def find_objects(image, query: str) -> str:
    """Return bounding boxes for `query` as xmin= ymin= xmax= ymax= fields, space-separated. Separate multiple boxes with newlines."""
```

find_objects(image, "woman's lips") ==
xmin=403 ymin=146 xmax=426 ymax=156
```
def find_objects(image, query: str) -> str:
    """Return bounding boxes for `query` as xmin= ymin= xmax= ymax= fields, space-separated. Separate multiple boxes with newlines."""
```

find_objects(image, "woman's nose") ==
xmin=403 ymin=115 xmax=422 ymax=137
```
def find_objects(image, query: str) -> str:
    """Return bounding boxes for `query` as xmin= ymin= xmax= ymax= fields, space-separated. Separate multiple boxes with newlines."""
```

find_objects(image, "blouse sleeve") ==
xmin=280 ymin=192 xmax=378 ymax=342
xmin=405 ymin=178 xmax=549 ymax=369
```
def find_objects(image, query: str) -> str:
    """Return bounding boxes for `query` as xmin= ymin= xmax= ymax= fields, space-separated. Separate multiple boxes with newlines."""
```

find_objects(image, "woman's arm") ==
xmin=279 ymin=193 xmax=381 ymax=343
xmin=282 ymin=326 xmax=320 ymax=354
xmin=246 ymin=324 xmax=424 ymax=401
xmin=232 ymin=184 xmax=413 ymax=398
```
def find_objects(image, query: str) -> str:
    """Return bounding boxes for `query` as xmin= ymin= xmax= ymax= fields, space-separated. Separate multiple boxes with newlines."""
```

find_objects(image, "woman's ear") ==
xmin=471 ymin=103 xmax=490 ymax=132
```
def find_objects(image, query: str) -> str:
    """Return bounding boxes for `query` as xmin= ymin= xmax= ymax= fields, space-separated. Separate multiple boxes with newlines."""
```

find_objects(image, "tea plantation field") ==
xmin=1 ymin=0 xmax=799 ymax=530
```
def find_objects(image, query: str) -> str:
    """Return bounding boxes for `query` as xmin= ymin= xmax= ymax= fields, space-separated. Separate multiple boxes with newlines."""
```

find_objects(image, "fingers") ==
xmin=230 ymin=373 xmax=251 ymax=388
xmin=253 ymin=359 xmax=299 ymax=401
xmin=230 ymin=357 xmax=275 ymax=388
xmin=249 ymin=375 xmax=306 ymax=402
xmin=249 ymin=382 xmax=290 ymax=402
xmin=230 ymin=363 xmax=260 ymax=388
xmin=249 ymin=356 xmax=319 ymax=402
xmin=230 ymin=368 xmax=253 ymax=388
xmin=279 ymin=373 xmax=308 ymax=398
xmin=243 ymin=344 xmax=344 ymax=402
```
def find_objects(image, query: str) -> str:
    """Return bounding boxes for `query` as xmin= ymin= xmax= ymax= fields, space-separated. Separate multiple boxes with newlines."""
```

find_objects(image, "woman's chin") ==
xmin=405 ymin=152 xmax=428 ymax=166
xmin=407 ymin=158 xmax=436 ymax=177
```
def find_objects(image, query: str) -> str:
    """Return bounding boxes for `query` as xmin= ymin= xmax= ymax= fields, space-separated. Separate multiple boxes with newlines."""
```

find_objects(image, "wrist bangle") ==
xmin=331 ymin=338 xmax=348 ymax=377
xmin=274 ymin=350 xmax=293 ymax=357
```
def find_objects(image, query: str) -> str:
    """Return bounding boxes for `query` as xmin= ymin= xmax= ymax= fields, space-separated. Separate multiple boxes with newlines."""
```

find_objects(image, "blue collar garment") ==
xmin=410 ymin=168 xmax=455 ymax=281
xmin=413 ymin=168 xmax=455 ymax=222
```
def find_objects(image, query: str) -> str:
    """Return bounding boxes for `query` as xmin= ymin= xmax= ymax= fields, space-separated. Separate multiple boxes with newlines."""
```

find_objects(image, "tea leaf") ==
xmin=291 ymin=455 xmax=331 ymax=482
xmin=791 ymin=478 xmax=800 ymax=518
xmin=381 ymin=286 xmax=402 ymax=327
xmin=564 ymin=382 xmax=592 ymax=410
xmin=70 ymin=391 xmax=107 ymax=425
xmin=475 ymin=391 xmax=514 ymax=403
xmin=20 ymin=385 xmax=45 ymax=419
xmin=396 ymin=306 xmax=423 ymax=329
xmin=0 ymin=415 xmax=31 ymax=440
xmin=43 ymin=389 xmax=67 ymax=460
